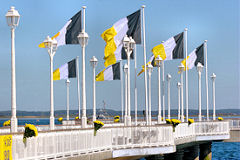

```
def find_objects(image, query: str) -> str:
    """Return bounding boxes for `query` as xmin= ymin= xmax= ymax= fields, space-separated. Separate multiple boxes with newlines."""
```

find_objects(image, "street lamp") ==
xmin=78 ymin=6 xmax=89 ymax=127
xmin=155 ymin=55 xmax=162 ymax=124
xmin=167 ymin=74 xmax=172 ymax=120
xmin=123 ymin=64 xmax=128 ymax=126
xmin=177 ymin=82 xmax=181 ymax=120
xmin=123 ymin=36 xmax=135 ymax=126
xmin=197 ymin=63 xmax=203 ymax=121
xmin=147 ymin=64 xmax=153 ymax=125
xmin=90 ymin=56 xmax=98 ymax=122
xmin=6 ymin=6 xmax=20 ymax=133
xmin=211 ymin=73 xmax=216 ymax=120
xmin=43 ymin=36 xmax=57 ymax=130
xmin=66 ymin=79 xmax=70 ymax=121
xmin=178 ymin=63 xmax=185 ymax=122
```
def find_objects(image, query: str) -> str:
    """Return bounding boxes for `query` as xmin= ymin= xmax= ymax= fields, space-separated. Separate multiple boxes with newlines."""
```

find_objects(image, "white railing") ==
xmin=174 ymin=123 xmax=195 ymax=139
xmin=195 ymin=121 xmax=229 ymax=135
xmin=111 ymin=126 xmax=174 ymax=149
xmin=11 ymin=125 xmax=174 ymax=160
xmin=229 ymin=120 xmax=240 ymax=130
xmin=12 ymin=129 xmax=112 ymax=160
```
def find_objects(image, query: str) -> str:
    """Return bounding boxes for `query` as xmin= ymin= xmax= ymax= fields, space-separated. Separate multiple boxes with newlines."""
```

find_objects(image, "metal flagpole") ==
xmin=204 ymin=40 xmax=209 ymax=121
xmin=134 ymin=44 xmax=138 ymax=125
xmin=76 ymin=56 xmax=81 ymax=119
xmin=184 ymin=28 xmax=189 ymax=121
xmin=142 ymin=5 xmax=149 ymax=125
xmin=66 ymin=79 xmax=70 ymax=121
xmin=161 ymin=41 xmax=165 ymax=121
xmin=120 ymin=60 xmax=124 ymax=122
xmin=162 ymin=61 xmax=165 ymax=121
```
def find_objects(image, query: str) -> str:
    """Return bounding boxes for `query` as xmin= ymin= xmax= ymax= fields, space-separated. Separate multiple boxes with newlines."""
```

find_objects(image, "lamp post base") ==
xmin=124 ymin=115 xmax=128 ymax=126
xmin=82 ymin=116 xmax=87 ymax=128
xmin=157 ymin=115 xmax=162 ymax=124
xmin=149 ymin=117 xmax=152 ymax=125
xmin=127 ymin=116 xmax=131 ymax=126
xmin=10 ymin=117 xmax=18 ymax=133
xmin=92 ymin=116 xmax=96 ymax=122
xmin=181 ymin=115 xmax=185 ymax=122
xmin=50 ymin=116 xmax=55 ymax=130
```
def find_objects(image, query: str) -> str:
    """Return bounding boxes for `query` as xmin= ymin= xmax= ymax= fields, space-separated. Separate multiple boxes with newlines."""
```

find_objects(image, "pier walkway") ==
xmin=0 ymin=120 xmax=230 ymax=160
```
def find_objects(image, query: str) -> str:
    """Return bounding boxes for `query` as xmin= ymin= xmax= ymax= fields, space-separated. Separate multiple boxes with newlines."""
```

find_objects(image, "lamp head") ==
xmin=147 ymin=63 xmax=153 ymax=74
xmin=155 ymin=55 xmax=162 ymax=67
xmin=5 ymin=6 xmax=20 ymax=28
xmin=78 ymin=31 xmax=89 ymax=47
xmin=178 ymin=63 xmax=185 ymax=72
xmin=197 ymin=63 xmax=203 ymax=73
xmin=43 ymin=36 xmax=53 ymax=49
xmin=177 ymin=82 xmax=181 ymax=88
xmin=52 ymin=38 xmax=58 ymax=51
xmin=211 ymin=73 xmax=216 ymax=80
xmin=129 ymin=36 xmax=135 ymax=50
xmin=90 ymin=56 xmax=98 ymax=67
xmin=66 ymin=79 xmax=70 ymax=84
xmin=167 ymin=74 xmax=171 ymax=80
xmin=123 ymin=35 xmax=130 ymax=49
xmin=123 ymin=63 xmax=128 ymax=73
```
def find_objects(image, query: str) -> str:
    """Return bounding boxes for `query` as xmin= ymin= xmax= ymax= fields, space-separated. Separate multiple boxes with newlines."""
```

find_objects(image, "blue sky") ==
xmin=0 ymin=0 xmax=239 ymax=112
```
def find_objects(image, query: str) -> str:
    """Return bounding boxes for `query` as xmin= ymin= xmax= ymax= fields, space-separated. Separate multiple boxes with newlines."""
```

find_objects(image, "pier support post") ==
xmin=164 ymin=149 xmax=184 ymax=160
xmin=183 ymin=144 xmax=199 ymax=160
xmin=199 ymin=142 xmax=212 ymax=160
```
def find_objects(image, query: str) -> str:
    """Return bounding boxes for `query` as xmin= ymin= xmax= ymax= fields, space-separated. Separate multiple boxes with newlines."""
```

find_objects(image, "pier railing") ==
xmin=11 ymin=125 xmax=174 ymax=160
xmin=0 ymin=121 xmax=229 ymax=160
xmin=195 ymin=121 xmax=229 ymax=135
xmin=229 ymin=119 xmax=240 ymax=130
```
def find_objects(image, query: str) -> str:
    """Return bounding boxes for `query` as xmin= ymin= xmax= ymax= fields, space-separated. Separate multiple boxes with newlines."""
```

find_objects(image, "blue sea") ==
xmin=0 ymin=118 xmax=239 ymax=159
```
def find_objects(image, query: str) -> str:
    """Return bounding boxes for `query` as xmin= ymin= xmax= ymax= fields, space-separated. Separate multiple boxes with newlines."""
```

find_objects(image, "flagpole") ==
xmin=66 ymin=79 xmax=70 ymax=121
xmin=142 ymin=5 xmax=149 ymax=125
xmin=184 ymin=28 xmax=189 ymax=121
xmin=120 ymin=60 xmax=124 ymax=122
xmin=76 ymin=56 xmax=81 ymax=120
xmin=134 ymin=44 xmax=138 ymax=125
xmin=161 ymin=41 xmax=165 ymax=122
xmin=204 ymin=40 xmax=209 ymax=121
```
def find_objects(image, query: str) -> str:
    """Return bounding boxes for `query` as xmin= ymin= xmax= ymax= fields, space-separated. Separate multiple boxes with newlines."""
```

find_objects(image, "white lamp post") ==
xmin=178 ymin=63 xmax=185 ymax=122
xmin=147 ymin=64 xmax=153 ymax=125
xmin=197 ymin=63 xmax=203 ymax=121
xmin=211 ymin=73 xmax=216 ymax=120
xmin=155 ymin=55 xmax=162 ymax=123
xmin=66 ymin=79 xmax=70 ymax=121
xmin=123 ymin=36 xmax=135 ymax=126
xmin=167 ymin=74 xmax=171 ymax=120
xmin=6 ymin=6 xmax=20 ymax=133
xmin=43 ymin=36 xmax=58 ymax=130
xmin=78 ymin=6 xmax=88 ymax=128
xmin=123 ymin=64 xmax=128 ymax=126
xmin=90 ymin=56 xmax=98 ymax=122
xmin=177 ymin=82 xmax=181 ymax=120
xmin=161 ymin=41 xmax=165 ymax=122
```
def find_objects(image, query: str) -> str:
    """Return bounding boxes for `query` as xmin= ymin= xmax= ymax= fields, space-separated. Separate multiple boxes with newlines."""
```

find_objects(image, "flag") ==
xmin=152 ymin=32 xmax=184 ymax=61
xmin=137 ymin=55 xmax=162 ymax=76
xmin=39 ymin=10 xmax=82 ymax=48
xmin=96 ymin=62 xmax=120 ymax=81
xmin=53 ymin=59 xmax=76 ymax=80
xmin=102 ymin=10 xmax=141 ymax=67
xmin=180 ymin=44 xmax=204 ymax=71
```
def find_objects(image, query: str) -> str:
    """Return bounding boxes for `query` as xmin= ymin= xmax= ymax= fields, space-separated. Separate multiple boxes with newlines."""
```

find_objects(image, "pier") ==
xmin=0 ymin=120 xmax=231 ymax=160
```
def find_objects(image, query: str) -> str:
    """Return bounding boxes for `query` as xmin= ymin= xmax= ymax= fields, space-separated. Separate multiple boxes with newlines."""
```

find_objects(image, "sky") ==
xmin=0 ymin=0 xmax=239 ymax=112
